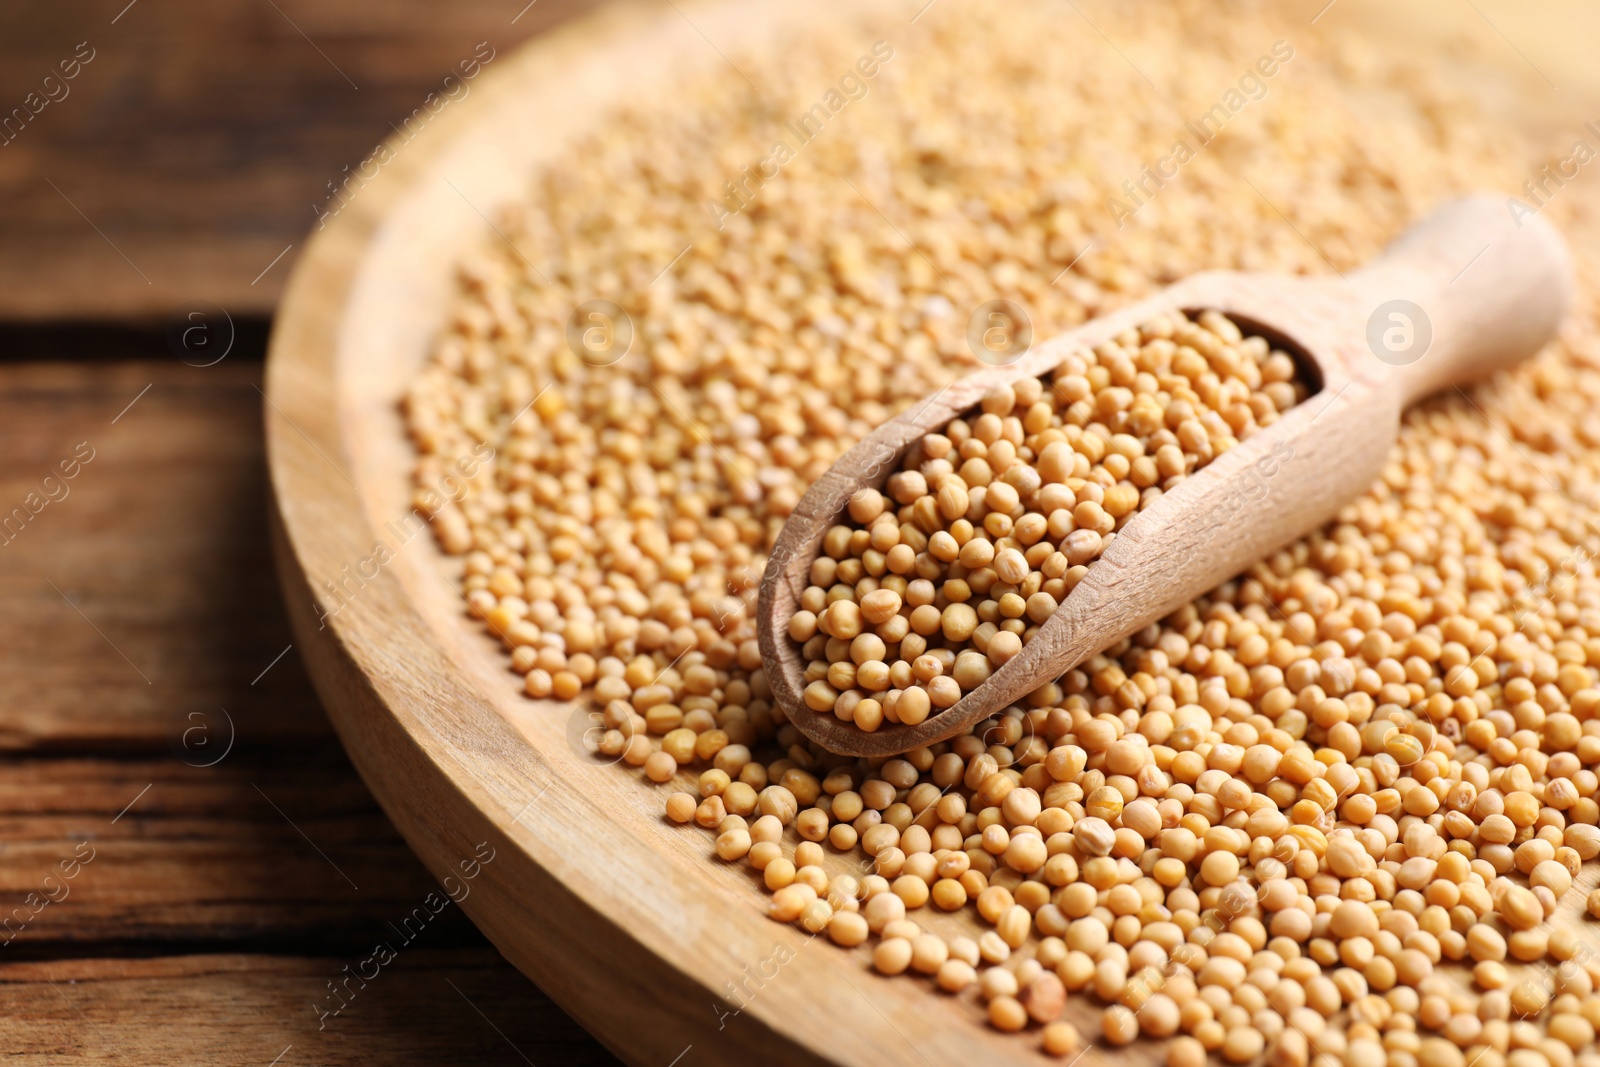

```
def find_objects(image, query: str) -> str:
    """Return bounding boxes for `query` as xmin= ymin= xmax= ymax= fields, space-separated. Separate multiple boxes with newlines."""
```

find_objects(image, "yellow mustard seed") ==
xmin=413 ymin=5 xmax=1600 ymax=1058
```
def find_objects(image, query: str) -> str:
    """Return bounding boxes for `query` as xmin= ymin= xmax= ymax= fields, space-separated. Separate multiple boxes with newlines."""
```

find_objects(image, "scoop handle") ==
xmin=1351 ymin=195 xmax=1573 ymax=404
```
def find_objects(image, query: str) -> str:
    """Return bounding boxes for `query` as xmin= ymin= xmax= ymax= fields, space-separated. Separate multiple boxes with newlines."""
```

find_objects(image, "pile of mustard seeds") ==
xmin=406 ymin=3 xmax=1600 ymax=1064
xmin=790 ymin=309 xmax=1310 ymax=731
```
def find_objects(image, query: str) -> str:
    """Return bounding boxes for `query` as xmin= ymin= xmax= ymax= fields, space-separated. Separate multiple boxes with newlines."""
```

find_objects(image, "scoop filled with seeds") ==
xmin=781 ymin=309 xmax=1308 ymax=733
xmin=759 ymin=198 xmax=1573 ymax=756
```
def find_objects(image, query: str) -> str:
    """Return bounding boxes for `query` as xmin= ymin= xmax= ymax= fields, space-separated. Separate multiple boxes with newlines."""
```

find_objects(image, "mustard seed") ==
xmin=909 ymin=933 xmax=948 ymax=975
xmin=988 ymin=995 xmax=1027 ymax=1033
xmin=411 ymin=7 xmax=1600 ymax=1058
xmin=714 ymin=829 xmax=750 ymax=862
xmin=936 ymin=959 xmax=976 ymax=993
xmin=1018 ymin=972 xmax=1066 ymax=1024
xmin=1103 ymin=1004 xmax=1140 ymax=1046
xmin=1040 ymin=1021 xmax=1080 ymax=1057
xmin=873 ymin=937 xmax=913 ymax=976
xmin=1168 ymin=1035 xmax=1206 ymax=1067
xmin=786 ymin=308 xmax=1307 ymax=729
xmin=767 ymin=884 xmax=814 ymax=923
xmin=827 ymin=911 xmax=869 ymax=948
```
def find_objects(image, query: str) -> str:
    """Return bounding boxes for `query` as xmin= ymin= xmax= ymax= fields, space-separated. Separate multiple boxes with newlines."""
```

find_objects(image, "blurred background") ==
xmin=0 ymin=0 xmax=1596 ymax=1064
xmin=0 ymin=0 xmax=594 ymax=323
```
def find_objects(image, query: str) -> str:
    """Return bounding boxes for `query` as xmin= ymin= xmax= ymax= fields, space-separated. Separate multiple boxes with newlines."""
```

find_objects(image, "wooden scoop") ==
xmin=757 ymin=195 xmax=1573 ymax=758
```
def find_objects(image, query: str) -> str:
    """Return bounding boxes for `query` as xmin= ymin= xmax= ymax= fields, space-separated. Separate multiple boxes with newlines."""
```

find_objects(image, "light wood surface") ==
xmin=261 ymin=4 xmax=1596 ymax=1067
xmin=760 ymin=197 xmax=1574 ymax=757
xmin=0 ymin=360 xmax=617 ymax=1064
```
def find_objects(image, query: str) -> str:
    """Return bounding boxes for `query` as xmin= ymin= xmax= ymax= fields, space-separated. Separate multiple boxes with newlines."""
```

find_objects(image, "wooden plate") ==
xmin=265 ymin=2 xmax=1095 ymax=1064
xmin=264 ymin=3 xmax=1597 ymax=1065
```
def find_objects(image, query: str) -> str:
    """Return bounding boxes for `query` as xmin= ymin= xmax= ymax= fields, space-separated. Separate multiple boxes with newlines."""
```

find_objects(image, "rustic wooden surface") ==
xmin=6 ymin=0 xmax=1600 ymax=1064
xmin=0 ymin=2 xmax=620 ymax=1055
xmin=0 ymin=0 xmax=589 ymax=322
xmin=0 ymin=360 xmax=619 ymax=1064
xmin=761 ymin=197 xmax=1575 ymax=757
xmin=0 ymin=951 xmax=610 ymax=1065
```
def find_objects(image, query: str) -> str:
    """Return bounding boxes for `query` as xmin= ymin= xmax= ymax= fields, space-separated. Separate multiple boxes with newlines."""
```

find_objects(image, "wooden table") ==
xmin=9 ymin=2 xmax=1599 ymax=1064
xmin=0 ymin=359 xmax=619 ymax=1064
xmin=0 ymin=1 xmax=618 ymax=1061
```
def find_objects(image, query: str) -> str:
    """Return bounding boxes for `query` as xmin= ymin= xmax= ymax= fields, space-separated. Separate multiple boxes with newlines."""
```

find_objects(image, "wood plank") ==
xmin=0 ymin=360 xmax=332 ymax=751
xmin=0 ymin=0 xmax=590 ymax=321
xmin=0 ymin=360 xmax=521 ymax=951
xmin=0 ymin=356 xmax=616 ymax=1060
xmin=0 ymin=321 xmax=269 ymax=365
xmin=0 ymin=754 xmax=494 ymax=952
xmin=0 ymin=950 xmax=621 ymax=1066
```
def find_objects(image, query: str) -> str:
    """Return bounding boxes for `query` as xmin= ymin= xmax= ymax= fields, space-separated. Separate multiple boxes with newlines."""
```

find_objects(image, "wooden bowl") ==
xmin=265 ymin=3 xmax=1598 ymax=1065
xmin=266 ymin=2 xmax=1089 ymax=1064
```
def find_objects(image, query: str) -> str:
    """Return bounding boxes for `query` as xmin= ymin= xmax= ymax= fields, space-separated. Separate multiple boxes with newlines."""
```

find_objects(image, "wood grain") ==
xmin=0 ymin=361 xmax=488 ymax=952
xmin=0 ymin=755 xmax=489 ymax=952
xmin=0 ymin=0 xmax=591 ymax=322
xmin=0 ymin=357 xmax=616 ymax=1062
xmin=0 ymin=361 xmax=328 ymax=750
xmin=0 ymin=950 xmax=618 ymax=1066
xmin=760 ymin=197 xmax=1575 ymax=756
